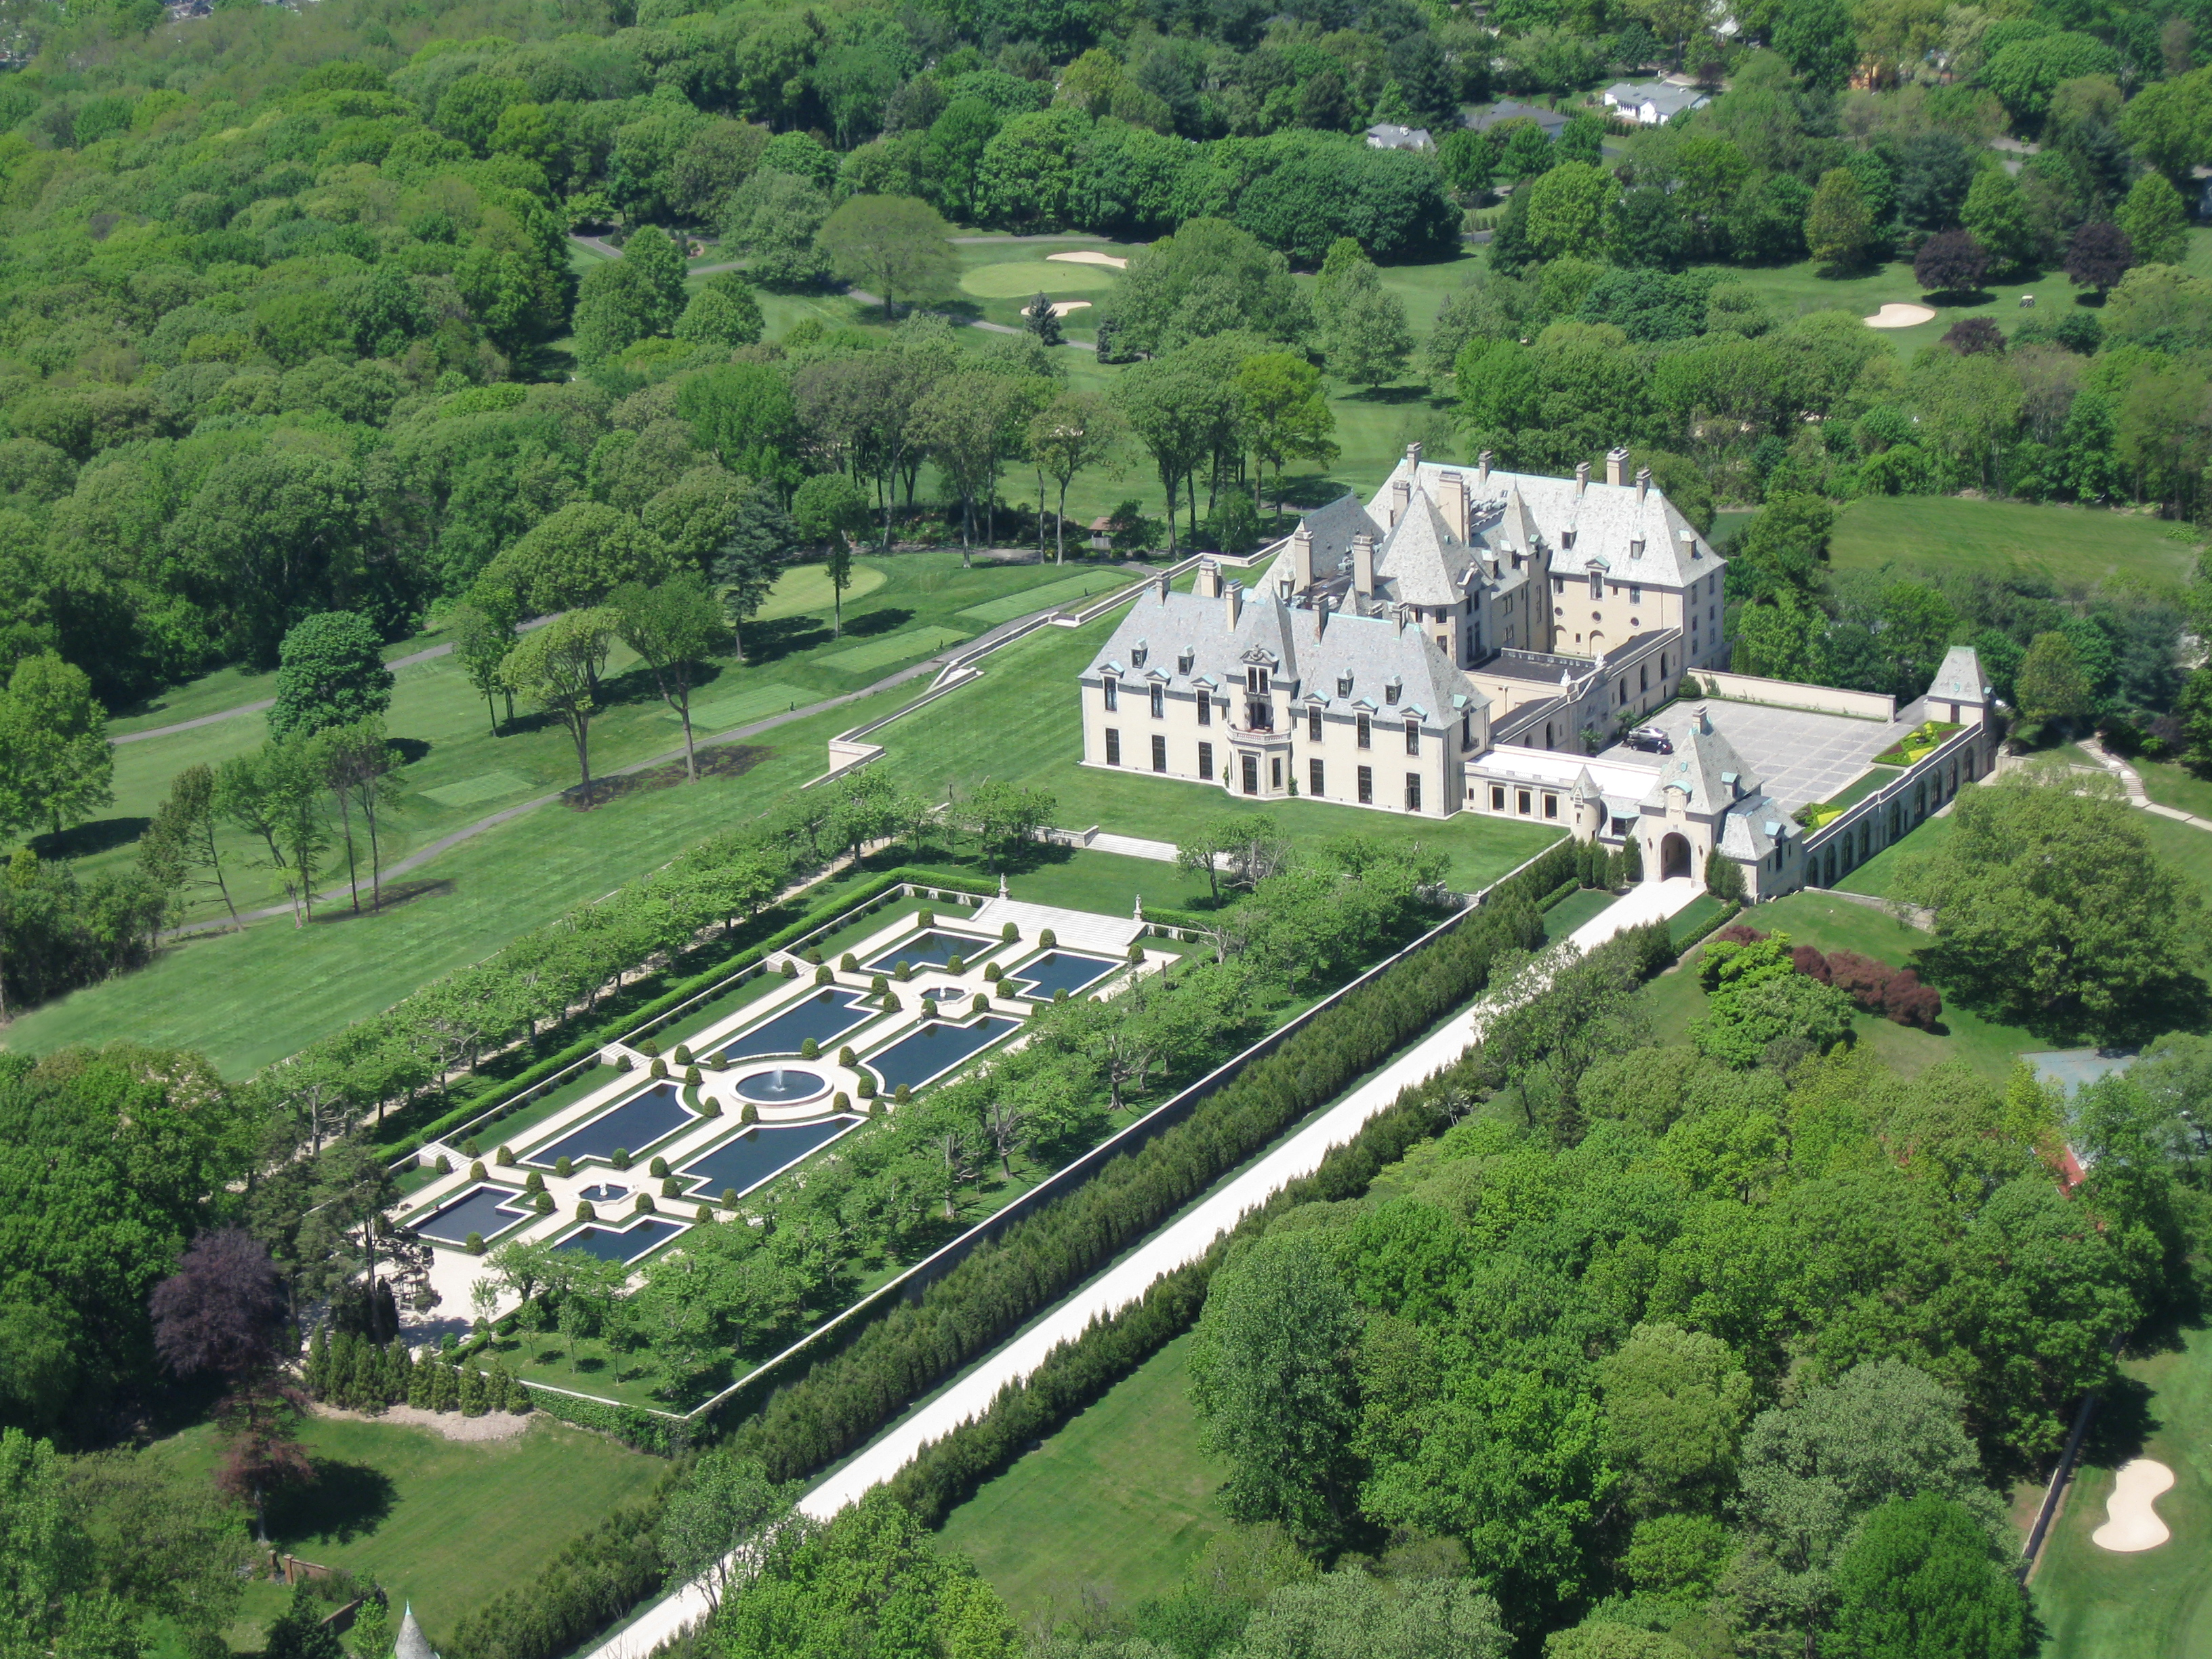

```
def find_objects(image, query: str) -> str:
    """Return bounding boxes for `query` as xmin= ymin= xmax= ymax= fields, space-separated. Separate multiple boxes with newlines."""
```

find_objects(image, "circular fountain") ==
xmin=735 ymin=1066 xmax=830 ymax=1105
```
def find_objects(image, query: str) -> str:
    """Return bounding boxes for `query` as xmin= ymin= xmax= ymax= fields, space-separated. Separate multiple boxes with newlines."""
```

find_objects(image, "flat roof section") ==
xmin=1597 ymin=700 xmax=1902 ymax=815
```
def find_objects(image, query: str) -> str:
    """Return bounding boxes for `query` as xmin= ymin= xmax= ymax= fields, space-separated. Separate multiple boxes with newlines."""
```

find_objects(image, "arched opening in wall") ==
xmin=1660 ymin=832 xmax=1691 ymax=881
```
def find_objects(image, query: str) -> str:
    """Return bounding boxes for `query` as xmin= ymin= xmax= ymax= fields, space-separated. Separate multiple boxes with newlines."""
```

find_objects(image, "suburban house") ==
xmin=1365 ymin=122 xmax=1434 ymax=150
xmin=1599 ymin=81 xmax=1711 ymax=123
xmin=1077 ymin=451 xmax=1998 ymax=901
xmin=1463 ymin=99 xmax=1571 ymax=139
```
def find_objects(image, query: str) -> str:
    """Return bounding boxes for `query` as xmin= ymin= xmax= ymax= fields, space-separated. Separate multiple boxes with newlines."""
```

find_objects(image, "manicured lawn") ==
xmin=1542 ymin=885 xmax=1619 ymax=942
xmin=1667 ymin=892 xmax=1730 ymax=947
xmin=2139 ymin=761 xmax=2212 ymax=822
xmin=1828 ymin=495 xmax=2198 ymax=591
xmin=935 ymin=1330 xmax=1230 ymax=1624
xmin=1641 ymin=890 xmax=2041 ymax=1082
xmin=1008 ymin=846 xmax=1218 ymax=915
xmin=148 ymin=1412 xmax=665 ymax=1650
xmin=1832 ymin=810 xmax=1950 ymax=899
xmin=2032 ymin=1319 xmax=2212 ymax=1658
xmin=871 ymin=611 xmax=1563 ymax=895
xmin=2139 ymin=812 xmax=2212 ymax=908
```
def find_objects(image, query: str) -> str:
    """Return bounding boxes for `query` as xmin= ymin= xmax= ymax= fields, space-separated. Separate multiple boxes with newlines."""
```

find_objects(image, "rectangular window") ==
xmin=1591 ymin=571 xmax=1603 ymax=599
xmin=1270 ymin=756 xmax=1282 ymax=790
xmin=1197 ymin=695 xmax=1212 ymax=726
xmin=1241 ymin=752 xmax=1258 ymax=796
xmin=1553 ymin=576 xmax=1565 ymax=596
xmin=1246 ymin=666 xmax=1267 ymax=695
xmin=1357 ymin=715 xmax=1372 ymax=749
xmin=1198 ymin=741 xmax=1214 ymax=781
xmin=1517 ymin=788 xmax=1532 ymax=815
xmin=1105 ymin=728 xmax=1120 ymax=766
xmin=1639 ymin=665 xmax=1648 ymax=692
xmin=1544 ymin=793 xmax=1559 ymax=819
xmin=1491 ymin=784 xmax=1506 ymax=811
xmin=1103 ymin=679 xmax=1118 ymax=712
xmin=1309 ymin=758 xmax=1325 ymax=796
xmin=1629 ymin=584 xmax=1641 ymax=602
xmin=1151 ymin=734 xmax=1167 ymax=773
xmin=1406 ymin=773 xmax=1422 ymax=812
xmin=1357 ymin=765 xmax=1374 ymax=804
xmin=1308 ymin=707 xmax=1321 ymax=741
xmin=1404 ymin=718 xmax=1420 ymax=756
xmin=1150 ymin=684 xmax=1164 ymax=718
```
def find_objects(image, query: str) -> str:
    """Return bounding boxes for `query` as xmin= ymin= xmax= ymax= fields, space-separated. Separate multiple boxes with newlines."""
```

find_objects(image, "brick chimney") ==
xmin=1225 ymin=580 xmax=1243 ymax=630
xmin=1353 ymin=532 xmax=1376 ymax=596
xmin=1477 ymin=449 xmax=1493 ymax=485
xmin=1635 ymin=466 xmax=1652 ymax=504
xmin=1292 ymin=524 xmax=1315 ymax=589
xmin=1389 ymin=476 xmax=1411 ymax=527
xmin=1575 ymin=461 xmax=1591 ymax=497
xmin=1438 ymin=470 xmax=1469 ymax=542
xmin=1196 ymin=557 xmax=1221 ymax=598
xmin=1605 ymin=447 xmax=1630 ymax=487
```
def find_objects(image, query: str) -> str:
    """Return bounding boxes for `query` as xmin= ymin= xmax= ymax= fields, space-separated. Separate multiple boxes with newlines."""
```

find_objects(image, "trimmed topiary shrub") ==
xmin=838 ymin=1046 xmax=857 ymax=1067
xmin=947 ymin=954 xmax=966 ymax=975
xmin=781 ymin=960 xmax=799 ymax=979
xmin=741 ymin=1102 xmax=759 ymax=1124
xmin=495 ymin=1145 xmax=514 ymax=1166
xmin=972 ymin=993 xmax=991 ymax=1012
xmin=615 ymin=1053 xmax=633 ymax=1072
xmin=435 ymin=1153 xmax=453 ymax=1174
xmin=672 ymin=1045 xmax=692 ymax=1066
xmin=534 ymin=1191 xmax=555 ymax=1214
xmin=1002 ymin=922 xmax=1017 ymax=943
xmin=612 ymin=1147 xmax=632 ymax=1170
xmin=684 ymin=1064 xmax=702 ymax=1086
xmin=555 ymin=1155 xmax=573 ymax=1178
xmin=895 ymin=1084 xmax=912 ymax=1104
xmin=919 ymin=909 xmax=936 ymax=926
xmin=804 ymin=947 xmax=823 ymax=966
xmin=870 ymin=974 xmax=888 ymax=994
xmin=800 ymin=1038 xmax=819 ymax=1059
xmin=699 ymin=1095 xmax=722 ymax=1116
xmin=524 ymin=1170 xmax=545 ymax=1192
xmin=1128 ymin=942 xmax=1145 ymax=962
xmin=1040 ymin=928 xmax=1057 ymax=948
xmin=815 ymin=964 xmax=834 ymax=985
xmin=984 ymin=962 xmax=1002 ymax=983
xmin=576 ymin=1201 xmax=597 ymax=1221
xmin=869 ymin=1095 xmax=886 ymax=1118
xmin=833 ymin=1092 xmax=851 ymax=1113
xmin=635 ymin=1193 xmax=655 ymax=1214
xmin=462 ymin=1137 xmax=482 ymax=1158
xmin=649 ymin=1057 xmax=668 ymax=1079
xmin=895 ymin=960 xmax=912 ymax=981
xmin=649 ymin=1156 xmax=668 ymax=1177
xmin=466 ymin=1231 xmax=485 ymax=1254
xmin=857 ymin=1074 xmax=877 ymax=1099
xmin=470 ymin=1160 xmax=487 ymax=1182
xmin=840 ymin=952 xmax=858 ymax=972
xmin=662 ymin=1177 xmax=682 ymax=1197
xmin=722 ymin=1187 xmax=739 ymax=1208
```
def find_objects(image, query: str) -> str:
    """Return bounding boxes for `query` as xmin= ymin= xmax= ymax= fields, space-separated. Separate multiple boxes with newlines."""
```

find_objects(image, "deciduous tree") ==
xmin=0 ymin=651 xmax=112 ymax=841
xmin=269 ymin=611 xmax=392 ymax=743
xmin=499 ymin=608 xmax=621 ymax=804
xmin=611 ymin=574 xmax=725 ymax=779
xmin=816 ymin=195 xmax=958 ymax=319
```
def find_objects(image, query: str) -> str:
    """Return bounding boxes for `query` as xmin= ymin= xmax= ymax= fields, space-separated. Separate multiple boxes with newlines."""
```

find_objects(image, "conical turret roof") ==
xmin=396 ymin=1603 xmax=436 ymax=1659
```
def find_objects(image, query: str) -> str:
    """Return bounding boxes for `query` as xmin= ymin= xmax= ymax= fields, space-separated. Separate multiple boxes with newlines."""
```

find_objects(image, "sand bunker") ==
xmin=1048 ymin=250 xmax=1128 ymax=269
xmin=1048 ymin=300 xmax=1092 ymax=316
xmin=1864 ymin=302 xmax=1938 ymax=328
xmin=2093 ymin=1458 xmax=2175 ymax=1551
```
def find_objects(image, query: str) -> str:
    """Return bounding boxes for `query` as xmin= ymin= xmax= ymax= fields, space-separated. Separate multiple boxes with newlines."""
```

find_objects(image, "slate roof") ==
xmin=1366 ymin=123 xmax=1433 ymax=149
xmin=1637 ymin=711 xmax=1759 ymax=815
xmin=1927 ymin=644 xmax=1988 ymax=705
xmin=1091 ymin=585 xmax=1486 ymax=726
xmin=397 ymin=1605 xmax=436 ymax=1659
xmin=1464 ymin=100 xmax=1570 ymax=137
xmin=1369 ymin=455 xmax=1721 ymax=591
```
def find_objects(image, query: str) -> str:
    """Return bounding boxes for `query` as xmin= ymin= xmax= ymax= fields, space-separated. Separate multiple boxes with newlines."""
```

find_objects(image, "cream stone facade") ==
xmin=1078 ymin=450 xmax=2001 ymax=902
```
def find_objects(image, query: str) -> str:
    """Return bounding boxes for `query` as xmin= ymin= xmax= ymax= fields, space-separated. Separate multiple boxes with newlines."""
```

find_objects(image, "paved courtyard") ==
xmin=1597 ymin=699 xmax=1900 ymax=815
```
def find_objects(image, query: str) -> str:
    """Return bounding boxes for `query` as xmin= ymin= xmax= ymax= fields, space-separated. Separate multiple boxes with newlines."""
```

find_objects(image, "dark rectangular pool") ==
xmin=557 ymin=1216 xmax=687 ymax=1264
xmin=866 ymin=1015 xmax=1023 ymax=1094
xmin=1005 ymin=949 xmax=1119 ymax=1002
xmin=411 ymin=1184 xmax=534 ymax=1246
xmin=525 ymin=1082 xmax=695 ymax=1170
xmin=863 ymin=929 xmax=998 ymax=972
xmin=710 ymin=988 xmax=876 ymax=1067
xmin=677 ymin=1115 xmax=862 ymax=1200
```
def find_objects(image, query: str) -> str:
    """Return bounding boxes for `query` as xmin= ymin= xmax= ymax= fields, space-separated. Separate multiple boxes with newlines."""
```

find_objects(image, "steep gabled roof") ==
xmin=1637 ymin=712 xmax=1759 ymax=815
xmin=1928 ymin=644 xmax=1988 ymax=705
xmin=1374 ymin=493 xmax=1474 ymax=607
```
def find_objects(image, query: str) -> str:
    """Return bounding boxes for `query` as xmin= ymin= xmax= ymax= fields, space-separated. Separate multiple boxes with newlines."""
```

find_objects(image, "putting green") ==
xmin=752 ymin=561 xmax=887 ymax=620
xmin=958 ymin=260 xmax=1120 ymax=299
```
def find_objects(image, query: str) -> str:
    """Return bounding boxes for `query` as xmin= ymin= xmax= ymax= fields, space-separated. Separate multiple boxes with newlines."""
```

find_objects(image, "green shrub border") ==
xmin=1673 ymin=899 xmax=1743 ymax=958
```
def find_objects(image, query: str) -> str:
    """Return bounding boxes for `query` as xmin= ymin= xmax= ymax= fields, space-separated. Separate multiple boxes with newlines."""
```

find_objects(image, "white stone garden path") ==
xmin=583 ymin=876 xmax=1702 ymax=1659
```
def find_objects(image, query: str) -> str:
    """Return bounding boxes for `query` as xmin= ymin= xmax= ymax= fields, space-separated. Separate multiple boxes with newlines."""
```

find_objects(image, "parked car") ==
xmin=1623 ymin=726 xmax=1673 ymax=754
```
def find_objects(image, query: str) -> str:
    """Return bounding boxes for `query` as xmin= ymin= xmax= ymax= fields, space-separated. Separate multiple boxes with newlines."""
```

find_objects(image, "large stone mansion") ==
xmin=1079 ymin=447 xmax=1996 ymax=900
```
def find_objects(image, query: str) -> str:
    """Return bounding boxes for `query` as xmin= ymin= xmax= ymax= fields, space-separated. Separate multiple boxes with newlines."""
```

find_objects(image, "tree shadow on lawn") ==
xmin=844 ymin=607 xmax=914 ymax=637
xmin=33 ymin=816 xmax=150 ymax=859
xmin=268 ymin=1456 xmax=397 ymax=1549
xmin=560 ymin=744 xmax=773 ymax=810
xmin=1343 ymin=384 xmax=1430 ymax=405
xmin=306 ymin=878 xmax=457 ymax=922
xmin=744 ymin=615 xmax=836 ymax=663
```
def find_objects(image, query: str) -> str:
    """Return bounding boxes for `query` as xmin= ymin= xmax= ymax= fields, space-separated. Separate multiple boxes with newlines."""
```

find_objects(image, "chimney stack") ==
xmin=1225 ymin=580 xmax=1243 ymax=630
xmin=1353 ymin=533 xmax=1376 ymax=596
xmin=1292 ymin=525 xmax=1315 ymax=590
xmin=1389 ymin=476 xmax=1411 ymax=527
xmin=1477 ymin=449 xmax=1493 ymax=485
xmin=1406 ymin=441 xmax=1423 ymax=469
xmin=1394 ymin=604 xmax=1409 ymax=636
xmin=1276 ymin=573 xmax=1293 ymax=602
xmin=1575 ymin=461 xmax=1591 ymax=497
xmin=1635 ymin=466 xmax=1651 ymax=504
xmin=1605 ymin=447 xmax=1629 ymax=488
xmin=1196 ymin=557 xmax=1221 ymax=598
xmin=1156 ymin=573 xmax=1170 ymax=603
xmin=1439 ymin=470 xmax=1469 ymax=542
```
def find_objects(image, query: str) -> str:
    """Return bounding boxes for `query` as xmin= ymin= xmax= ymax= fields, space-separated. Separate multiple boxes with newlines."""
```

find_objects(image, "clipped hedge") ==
xmin=714 ymin=840 xmax=1570 ymax=1482
xmin=514 ymin=1383 xmax=686 ymax=1454
xmin=445 ymin=1473 xmax=680 ymax=1659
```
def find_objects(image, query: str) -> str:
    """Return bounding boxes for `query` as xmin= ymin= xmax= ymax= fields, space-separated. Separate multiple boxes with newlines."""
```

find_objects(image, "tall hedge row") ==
xmin=447 ymin=1477 xmax=679 ymax=1659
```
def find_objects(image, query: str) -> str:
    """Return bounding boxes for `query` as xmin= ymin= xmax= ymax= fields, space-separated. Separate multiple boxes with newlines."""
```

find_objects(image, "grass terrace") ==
xmin=2137 ymin=762 xmax=2212 ymax=821
xmin=1828 ymin=495 xmax=2199 ymax=591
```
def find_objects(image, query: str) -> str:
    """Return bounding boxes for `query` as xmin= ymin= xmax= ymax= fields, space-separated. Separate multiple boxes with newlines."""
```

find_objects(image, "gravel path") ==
xmin=581 ymin=876 xmax=1702 ymax=1659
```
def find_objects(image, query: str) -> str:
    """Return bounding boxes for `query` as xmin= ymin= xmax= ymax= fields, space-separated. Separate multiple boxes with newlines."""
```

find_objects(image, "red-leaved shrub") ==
xmin=1820 ymin=949 xmax=1942 ymax=1029
xmin=1791 ymin=943 xmax=1832 ymax=983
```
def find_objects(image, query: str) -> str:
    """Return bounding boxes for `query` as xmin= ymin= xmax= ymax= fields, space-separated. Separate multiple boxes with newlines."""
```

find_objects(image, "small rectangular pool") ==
xmin=1004 ymin=949 xmax=1120 ymax=1002
xmin=411 ymin=1184 xmax=535 ymax=1247
xmin=866 ymin=1014 xmax=1023 ymax=1094
xmin=556 ymin=1215 xmax=688 ymax=1265
xmin=525 ymin=1082 xmax=695 ymax=1170
xmin=710 ymin=988 xmax=876 ymax=1067
xmin=677 ymin=1115 xmax=863 ymax=1202
xmin=863 ymin=929 xmax=998 ymax=972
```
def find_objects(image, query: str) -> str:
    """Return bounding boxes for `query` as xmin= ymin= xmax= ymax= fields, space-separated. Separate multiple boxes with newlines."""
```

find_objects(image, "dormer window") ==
xmin=1561 ymin=530 xmax=1576 ymax=549
xmin=1178 ymin=650 xmax=1193 ymax=675
xmin=1246 ymin=666 xmax=1268 ymax=695
xmin=1385 ymin=677 xmax=1401 ymax=706
xmin=1338 ymin=673 xmax=1353 ymax=696
xmin=1132 ymin=640 xmax=1147 ymax=667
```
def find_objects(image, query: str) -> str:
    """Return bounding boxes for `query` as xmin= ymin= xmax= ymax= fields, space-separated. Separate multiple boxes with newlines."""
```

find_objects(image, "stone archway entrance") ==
xmin=1660 ymin=832 xmax=1692 ymax=880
